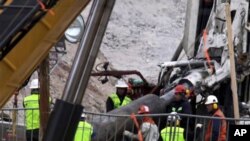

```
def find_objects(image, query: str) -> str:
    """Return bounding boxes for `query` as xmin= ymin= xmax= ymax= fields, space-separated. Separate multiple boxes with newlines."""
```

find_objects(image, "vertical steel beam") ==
xmin=74 ymin=0 xmax=116 ymax=104
xmin=62 ymin=0 xmax=107 ymax=103
xmin=183 ymin=0 xmax=200 ymax=59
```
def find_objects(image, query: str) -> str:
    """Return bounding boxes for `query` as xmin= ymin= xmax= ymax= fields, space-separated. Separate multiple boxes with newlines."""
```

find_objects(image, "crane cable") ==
xmin=37 ymin=0 xmax=55 ymax=15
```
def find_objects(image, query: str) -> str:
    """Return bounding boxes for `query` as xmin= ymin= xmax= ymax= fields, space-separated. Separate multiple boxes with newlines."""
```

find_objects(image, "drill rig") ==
xmin=159 ymin=0 xmax=250 ymax=117
xmin=91 ymin=0 xmax=250 ymax=140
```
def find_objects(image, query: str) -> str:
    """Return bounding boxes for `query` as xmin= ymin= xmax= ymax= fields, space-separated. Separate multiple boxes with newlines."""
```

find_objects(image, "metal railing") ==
xmin=0 ymin=108 xmax=250 ymax=141
xmin=0 ymin=108 xmax=26 ymax=141
xmin=84 ymin=111 xmax=250 ymax=141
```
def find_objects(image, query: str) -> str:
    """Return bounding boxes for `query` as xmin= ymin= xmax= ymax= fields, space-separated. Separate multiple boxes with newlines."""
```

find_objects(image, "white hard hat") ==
xmin=167 ymin=112 xmax=181 ymax=121
xmin=30 ymin=79 xmax=39 ymax=89
xmin=81 ymin=113 xmax=87 ymax=118
xmin=205 ymin=95 xmax=218 ymax=105
xmin=115 ymin=79 xmax=128 ymax=88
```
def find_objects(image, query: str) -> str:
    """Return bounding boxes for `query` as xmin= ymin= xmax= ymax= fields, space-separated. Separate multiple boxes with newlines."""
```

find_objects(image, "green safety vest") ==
xmin=23 ymin=93 xmax=52 ymax=130
xmin=74 ymin=121 xmax=93 ymax=141
xmin=161 ymin=126 xmax=185 ymax=141
xmin=109 ymin=93 xmax=132 ymax=109
xmin=23 ymin=94 xmax=40 ymax=130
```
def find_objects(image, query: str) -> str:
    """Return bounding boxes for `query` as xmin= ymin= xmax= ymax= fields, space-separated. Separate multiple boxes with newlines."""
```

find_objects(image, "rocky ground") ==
xmin=101 ymin=0 xmax=186 ymax=83
xmin=49 ymin=43 xmax=115 ymax=113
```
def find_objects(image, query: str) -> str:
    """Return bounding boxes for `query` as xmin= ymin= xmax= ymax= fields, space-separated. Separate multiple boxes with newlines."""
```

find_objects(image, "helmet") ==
xmin=115 ymin=79 xmax=128 ymax=88
xmin=81 ymin=113 xmax=87 ymax=118
xmin=167 ymin=112 xmax=181 ymax=122
xmin=30 ymin=79 xmax=39 ymax=89
xmin=81 ymin=109 xmax=87 ymax=118
xmin=138 ymin=105 xmax=150 ymax=114
xmin=240 ymin=102 xmax=249 ymax=110
xmin=175 ymin=85 xmax=186 ymax=94
xmin=205 ymin=95 xmax=218 ymax=105
xmin=240 ymin=102 xmax=250 ymax=115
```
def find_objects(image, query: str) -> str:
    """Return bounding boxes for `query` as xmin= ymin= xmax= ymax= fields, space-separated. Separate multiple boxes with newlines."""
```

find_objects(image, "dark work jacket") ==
xmin=106 ymin=95 xmax=125 ymax=112
xmin=166 ymin=99 xmax=194 ymax=141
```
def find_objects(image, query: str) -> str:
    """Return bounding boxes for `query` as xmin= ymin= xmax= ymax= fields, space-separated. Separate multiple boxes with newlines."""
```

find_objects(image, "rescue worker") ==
xmin=23 ymin=79 xmax=40 ymax=141
xmin=166 ymin=84 xmax=193 ymax=141
xmin=204 ymin=95 xmax=227 ymax=141
xmin=123 ymin=105 xmax=159 ymax=141
xmin=160 ymin=112 xmax=185 ymax=141
xmin=106 ymin=79 xmax=132 ymax=112
xmin=74 ymin=112 xmax=93 ymax=141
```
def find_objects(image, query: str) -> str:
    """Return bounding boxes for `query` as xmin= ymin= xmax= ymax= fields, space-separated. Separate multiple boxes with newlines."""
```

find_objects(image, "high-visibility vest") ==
xmin=109 ymin=93 xmax=132 ymax=109
xmin=23 ymin=93 xmax=52 ymax=130
xmin=74 ymin=121 xmax=93 ymax=141
xmin=23 ymin=94 xmax=40 ymax=130
xmin=161 ymin=126 xmax=185 ymax=141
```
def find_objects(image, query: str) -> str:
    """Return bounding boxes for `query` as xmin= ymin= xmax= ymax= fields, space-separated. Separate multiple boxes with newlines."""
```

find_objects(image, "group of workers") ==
xmin=23 ymin=78 xmax=226 ymax=141
xmin=106 ymin=79 xmax=227 ymax=141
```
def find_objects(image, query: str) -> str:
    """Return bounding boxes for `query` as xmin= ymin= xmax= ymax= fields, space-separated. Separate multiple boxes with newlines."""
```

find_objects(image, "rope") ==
xmin=37 ymin=0 xmax=55 ymax=16
xmin=203 ymin=29 xmax=214 ymax=73
xmin=130 ymin=113 xmax=143 ymax=141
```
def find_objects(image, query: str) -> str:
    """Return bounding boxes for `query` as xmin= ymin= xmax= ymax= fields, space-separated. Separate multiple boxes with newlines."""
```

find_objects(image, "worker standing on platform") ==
xmin=106 ymin=79 xmax=132 ymax=112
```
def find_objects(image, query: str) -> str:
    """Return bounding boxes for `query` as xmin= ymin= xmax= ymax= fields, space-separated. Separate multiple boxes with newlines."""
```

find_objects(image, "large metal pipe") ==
xmin=74 ymin=0 xmax=116 ymax=104
xmin=160 ymin=60 xmax=215 ymax=68
xmin=183 ymin=0 xmax=200 ymax=59
xmin=62 ymin=0 xmax=107 ymax=103
xmin=92 ymin=92 xmax=175 ymax=141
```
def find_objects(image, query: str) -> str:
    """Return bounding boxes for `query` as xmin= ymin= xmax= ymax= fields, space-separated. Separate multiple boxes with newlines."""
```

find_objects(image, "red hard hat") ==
xmin=138 ymin=105 xmax=150 ymax=114
xmin=175 ymin=85 xmax=186 ymax=94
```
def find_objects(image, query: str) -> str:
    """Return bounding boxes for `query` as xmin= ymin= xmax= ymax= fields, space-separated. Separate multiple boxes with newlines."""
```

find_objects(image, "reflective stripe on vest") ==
xmin=74 ymin=121 xmax=93 ymax=141
xmin=172 ymin=107 xmax=182 ymax=112
xmin=109 ymin=93 xmax=131 ymax=109
xmin=161 ymin=127 xmax=185 ymax=141
xmin=205 ymin=109 xmax=227 ymax=141
xmin=23 ymin=94 xmax=40 ymax=130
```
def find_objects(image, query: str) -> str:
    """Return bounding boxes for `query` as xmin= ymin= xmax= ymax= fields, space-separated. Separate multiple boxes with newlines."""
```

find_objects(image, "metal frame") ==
xmin=0 ymin=0 xmax=90 ymax=108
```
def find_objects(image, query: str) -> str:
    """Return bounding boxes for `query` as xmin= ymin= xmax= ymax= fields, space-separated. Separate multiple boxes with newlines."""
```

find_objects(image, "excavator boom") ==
xmin=0 ymin=0 xmax=90 ymax=108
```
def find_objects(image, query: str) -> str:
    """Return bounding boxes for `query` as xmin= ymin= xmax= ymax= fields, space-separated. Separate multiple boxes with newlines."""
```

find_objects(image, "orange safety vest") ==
xmin=205 ymin=109 xmax=227 ymax=141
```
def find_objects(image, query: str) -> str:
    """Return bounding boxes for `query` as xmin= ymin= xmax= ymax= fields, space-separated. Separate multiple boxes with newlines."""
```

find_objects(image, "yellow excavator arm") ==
xmin=0 ymin=0 xmax=90 ymax=108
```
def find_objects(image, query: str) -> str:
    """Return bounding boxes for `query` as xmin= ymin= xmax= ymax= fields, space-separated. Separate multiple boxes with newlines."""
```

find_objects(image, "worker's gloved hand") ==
xmin=123 ymin=130 xmax=131 ymax=137
xmin=196 ymin=123 xmax=203 ymax=128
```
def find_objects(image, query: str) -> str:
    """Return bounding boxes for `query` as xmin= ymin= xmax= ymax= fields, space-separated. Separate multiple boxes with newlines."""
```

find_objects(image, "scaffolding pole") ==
xmin=225 ymin=3 xmax=240 ymax=120
xmin=38 ymin=56 xmax=50 ymax=140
